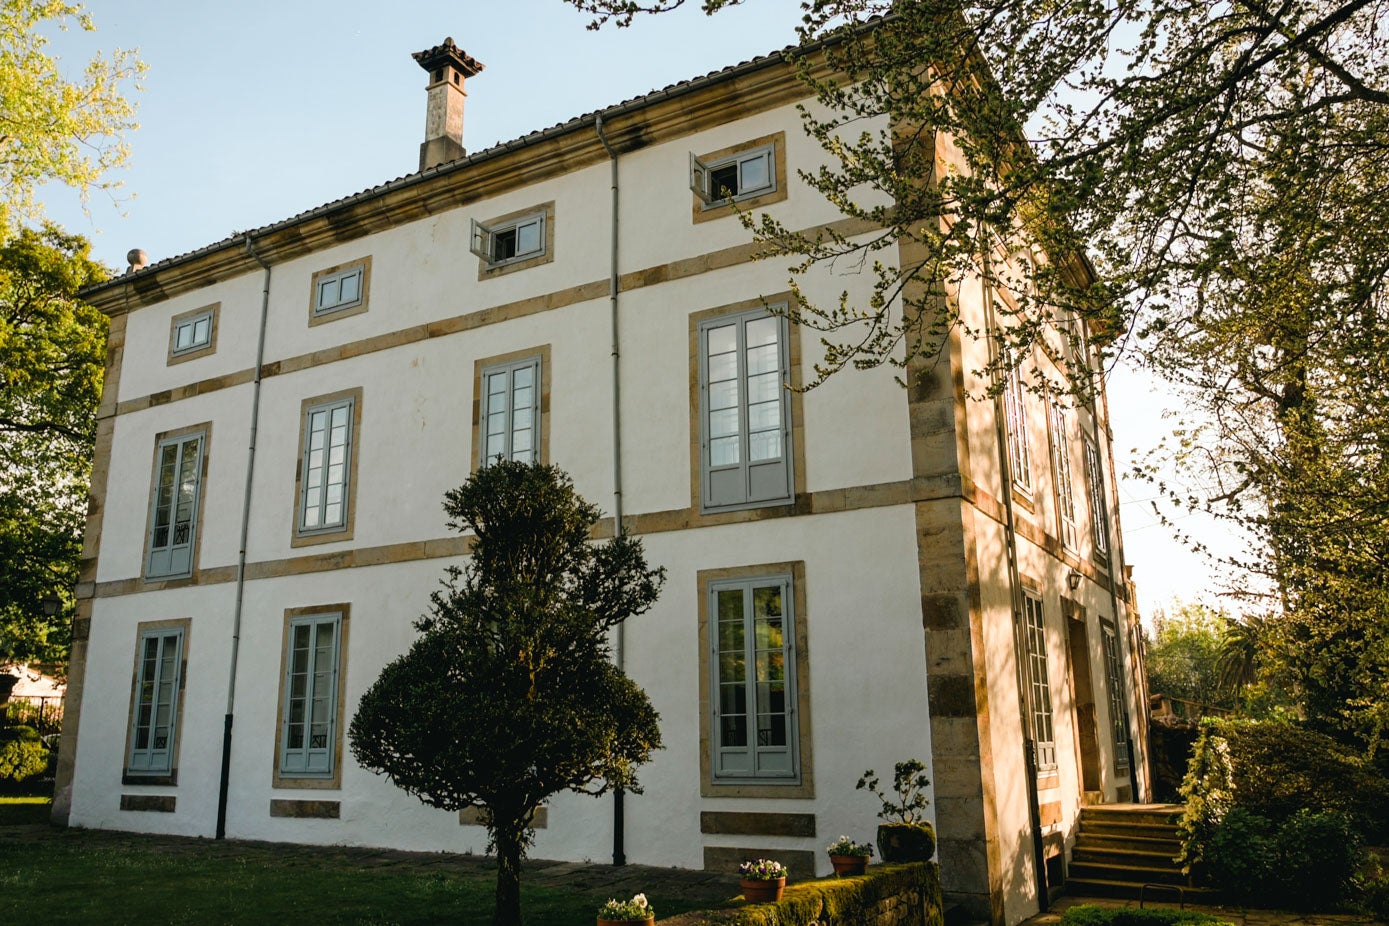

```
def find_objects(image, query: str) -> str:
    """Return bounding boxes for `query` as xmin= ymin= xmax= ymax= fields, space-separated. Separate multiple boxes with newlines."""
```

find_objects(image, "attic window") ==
xmin=472 ymin=212 xmax=545 ymax=268
xmin=691 ymin=142 xmax=776 ymax=208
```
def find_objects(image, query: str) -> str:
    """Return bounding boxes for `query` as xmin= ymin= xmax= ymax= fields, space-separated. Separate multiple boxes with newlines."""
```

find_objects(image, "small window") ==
xmin=698 ymin=307 xmax=794 ymax=512
xmin=471 ymin=211 xmax=546 ymax=269
xmin=279 ymin=612 xmax=343 ymax=777
xmin=308 ymin=259 xmax=371 ymax=325
xmin=167 ymin=304 xmax=219 ymax=363
xmin=297 ymin=395 xmax=356 ymax=536
xmin=478 ymin=356 xmax=542 ymax=466
xmin=1101 ymin=626 xmax=1131 ymax=770
xmin=1084 ymin=436 xmax=1111 ymax=561
xmin=709 ymin=573 xmax=799 ymax=782
xmin=146 ymin=431 xmax=205 ymax=580
xmin=1021 ymin=592 xmax=1056 ymax=772
xmin=127 ymin=626 xmax=186 ymax=776
xmin=1004 ymin=363 xmax=1033 ymax=493
xmin=690 ymin=143 xmax=776 ymax=207
xmin=1049 ymin=402 xmax=1078 ymax=551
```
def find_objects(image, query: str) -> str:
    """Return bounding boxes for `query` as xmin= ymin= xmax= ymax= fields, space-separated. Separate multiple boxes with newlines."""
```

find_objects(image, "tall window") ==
xmin=1084 ymin=436 xmax=1111 ymax=559
xmin=1102 ymin=627 xmax=1131 ymax=770
xmin=698 ymin=308 xmax=793 ymax=511
xmin=280 ymin=613 xmax=342 ymax=777
xmin=709 ymin=573 xmax=798 ymax=781
xmin=1050 ymin=403 xmax=1078 ymax=550
xmin=299 ymin=396 xmax=355 ymax=535
xmin=1004 ymin=364 xmax=1032 ymax=492
xmin=479 ymin=356 xmax=541 ymax=465
xmin=146 ymin=432 xmax=204 ymax=579
xmin=1021 ymin=592 xmax=1056 ymax=771
xmin=127 ymin=627 xmax=185 ymax=775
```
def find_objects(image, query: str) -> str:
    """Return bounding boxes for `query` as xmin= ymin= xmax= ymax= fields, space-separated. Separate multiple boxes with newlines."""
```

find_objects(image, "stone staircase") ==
xmin=1067 ymin=804 xmax=1219 ymax=903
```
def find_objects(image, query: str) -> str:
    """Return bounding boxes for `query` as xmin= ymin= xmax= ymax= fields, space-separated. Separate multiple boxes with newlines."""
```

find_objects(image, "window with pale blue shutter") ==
xmin=127 ymin=629 xmax=184 ymax=775
xmin=1021 ymin=592 xmax=1057 ymax=771
xmin=710 ymin=574 xmax=798 ymax=782
xmin=146 ymin=432 xmax=203 ymax=579
xmin=699 ymin=309 xmax=793 ymax=511
xmin=280 ymin=613 xmax=341 ymax=777
xmin=479 ymin=357 xmax=541 ymax=466
xmin=1005 ymin=363 xmax=1033 ymax=492
xmin=299 ymin=397 xmax=354 ymax=534
xmin=1102 ymin=626 xmax=1131 ymax=770
xmin=313 ymin=264 xmax=365 ymax=316
xmin=1085 ymin=436 xmax=1111 ymax=560
xmin=1050 ymin=402 xmax=1078 ymax=551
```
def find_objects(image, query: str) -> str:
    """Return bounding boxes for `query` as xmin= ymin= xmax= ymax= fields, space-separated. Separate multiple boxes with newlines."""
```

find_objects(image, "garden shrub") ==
xmin=1059 ymin=904 xmax=1234 ymax=926
xmin=1275 ymin=809 xmax=1362 ymax=909
xmin=1203 ymin=808 xmax=1275 ymax=902
xmin=0 ymin=724 xmax=49 ymax=783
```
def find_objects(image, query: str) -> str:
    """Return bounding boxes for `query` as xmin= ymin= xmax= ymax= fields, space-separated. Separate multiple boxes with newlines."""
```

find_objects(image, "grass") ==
xmin=0 ymin=800 xmax=724 ymax=925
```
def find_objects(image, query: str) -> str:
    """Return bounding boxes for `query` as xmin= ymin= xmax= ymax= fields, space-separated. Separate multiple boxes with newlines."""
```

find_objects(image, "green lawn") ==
xmin=0 ymin=800 xmax=721 ymax=925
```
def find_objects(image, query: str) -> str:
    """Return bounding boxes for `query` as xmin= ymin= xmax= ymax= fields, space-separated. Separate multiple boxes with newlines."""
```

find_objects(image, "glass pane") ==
xmin=512 ymin=429 xmax=532 ymax=453
xmin=753 ymin=585 xmax=782 ymax=619
xmin=339 ymin=272 xmax=360 ymax=304
xmin=175 ymin=324 xmax=192 ymax=350
xmin=718 ymin=618 xmax=744 ymax=652
xmin=749 ymin=429 xmax=782 ymax=462
xmin=746 ymin=343 xmax=779 ymax=375
xmin=193 ymin=317 xmax=210 ymax=343
xmin=740 ymin=152 xmax=770 ymax=192
xmin=515 ymin=220 xmax=540 ymax=256
xmin=488 ymin=372 xmax=507 ymax=397
xmin=708 ymin=379 xmax=738 ymax=411
xmin=707 ymin=351 xmax=737 ymax=383
xmin=746 ymin=316 xmax=779 ymax=347
xmin=710 ymin=163 xmax=738 ymax=198
xmin=318 ymin=280 xmax=335 ymax=307
xmin=748 ymin=400 xmax=780 ymax=432
xmin=721 ymin=715 xmax=747 ymax=748
xmin=747 ymin=371 xmax=781 ymax=404
xmin=708 ymin=407 xmax=739 ymax=439
xmin=757 ymin=711 xmax=787 ymax=746
xmin=487 ymin=411 xmax=507 ymax=437
xmin=717 ymin=589 xmax=743 ymax=622
xmin=331 ymin=405 xmax=348 ymax=428
xmin=718 ymin=651 xmax=745 ymax=684
xmin=513 ymin=385 xmax=534 ymax=412
xmin=707 ymin=325 xmax=736 ymax=356
xmin=710 ymin=436 xmax=740 ymax=467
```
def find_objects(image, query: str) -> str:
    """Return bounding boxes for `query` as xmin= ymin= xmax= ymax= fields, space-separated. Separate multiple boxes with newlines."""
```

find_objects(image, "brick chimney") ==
xmin=412 ymin=37 xmax=484 ymax=172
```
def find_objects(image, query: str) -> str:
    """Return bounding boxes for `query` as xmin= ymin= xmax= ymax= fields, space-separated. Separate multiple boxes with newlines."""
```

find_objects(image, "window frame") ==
xmin=1020 ymin=590 xmax=1057 ymax=774
xmin=1101 ymin=624 xmax=1131 ymax=772
xmin=471 ymin=346 xmax=550 ymax=472
xmin=167 ymin=303 xmax=219 ymax=364
xmin=1004 ymin=362 xmax=1033 ymax=495
xmin=143 ymin=425 xmax=210 ymax=582
xmin=123 ymin=618 xmax=190 ymax=784
xmin=689 ymin=132 xmax=788 ymax=223
xmin=1084 ymin=434 xmax=1112 ymax=563
xmin=273 ymin=605 xmax=349 ymax=788
xmin=1049 ymin=401 xmax=1079 ymax=552
xmin=308 ymin=257 xmax=371 ymax=326
xmin=292 ymin=388 xmax=363 ymax=547
xmin=695 ymin=303 xmax=796 ymax=513
xmin=697 ymin=562 xmax=813 ymax=798
xmin=477 ymin=356 xmax=543 ymax=467
xmin=470 ymin=202 xmax=555 ymax=278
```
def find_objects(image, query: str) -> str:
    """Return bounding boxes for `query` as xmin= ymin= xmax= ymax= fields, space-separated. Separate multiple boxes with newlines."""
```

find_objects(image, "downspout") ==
xmin=981 ymin=259 xmax=1049 ymax=911
xmin=595 ymin=113 xmax=627 ymax=867
xmin=216 ymin=236 xmax=272 ymax=839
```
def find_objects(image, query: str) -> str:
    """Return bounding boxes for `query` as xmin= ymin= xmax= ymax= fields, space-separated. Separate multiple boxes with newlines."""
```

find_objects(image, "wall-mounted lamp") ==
xmin=40 ymin=595 xmax=62 ymax=617
xmin=1066 ymin=571 xmax=1082 ymax=592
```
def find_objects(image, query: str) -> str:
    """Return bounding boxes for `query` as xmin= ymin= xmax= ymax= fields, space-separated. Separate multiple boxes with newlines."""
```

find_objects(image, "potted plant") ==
xmin=596 ymin=893 xmax=655 ymax=926
xmin=826 ymin=834 xmax=874 ymax=876
xmin=738 ymin=858 xmax=789 ymax=903
xmin=858 ymin=758 xmax=937 ymax=862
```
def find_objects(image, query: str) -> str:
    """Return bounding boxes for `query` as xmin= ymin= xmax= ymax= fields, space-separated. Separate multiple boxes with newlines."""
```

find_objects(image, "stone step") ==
xmin=1073 ymin=832 xmax=1182 ymax=854
xmin=1072 ymin=845 xmax=1181 ymax=870
xmin=1078 ymin=819 xmax=1181 ymax=841
xmin=1068 ymin=860 xmax=1188 ymax=886
xmin=1079 ymin=806 xmax=1183 ymax=827
xmin=1065 ymin=876 xmax=1221 ymax=903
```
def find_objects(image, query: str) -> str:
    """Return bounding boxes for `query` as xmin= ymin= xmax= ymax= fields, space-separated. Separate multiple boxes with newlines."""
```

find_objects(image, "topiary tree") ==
xmin=0 ymin=723 xmax=48 ymax=784
xmin=349 ymin=460 xmax=664 ymax=926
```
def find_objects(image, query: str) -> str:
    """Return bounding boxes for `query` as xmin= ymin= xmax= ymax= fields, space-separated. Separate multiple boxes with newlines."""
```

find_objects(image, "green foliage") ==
xmin=349 ymin=461 xmax=665 ymax=926
xmin=0 ymin=225 xmax=108 ymax=666
xmin=0 ymin=0 xmax=144 ymax=241
xmin=708 ymin=863 xmax=937 ymax=926
xmin=856 ymin=758 xmax=931 ymax=824
xmin=1144 ymin=604 xmax=1230 ymax=709
xmin=0 ymin=724 xmax=47 ymax=782
xmin=1202 ymin=808 xmax=1275 ymax=903
xmin=1174 ymin=723 xmax=1233 ymax=875
xmin=1276 ymin=809 xmax=1363 ymax=909
xmin=1059 ymin=905 xmax=1233 ymax=926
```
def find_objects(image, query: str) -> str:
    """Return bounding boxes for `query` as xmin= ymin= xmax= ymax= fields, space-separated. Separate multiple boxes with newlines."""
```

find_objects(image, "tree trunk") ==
xmin=492 ymin=816 xmax=525 ymax=926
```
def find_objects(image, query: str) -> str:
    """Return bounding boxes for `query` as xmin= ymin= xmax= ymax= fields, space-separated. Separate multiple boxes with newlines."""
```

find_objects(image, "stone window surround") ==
xmin=470 ymin=345 xmax=551 ymax=473
xmin=290 ymin=387 xmax=364 ymax=548
xmin=690 ymin=131 xmax=788 ymax=224
xmin=271 ymin=603 xmax=351 ymax=790
xmin=166 ymin=302 xmax=219 ymax=365
xmin=121 ymin=616 xmax=191 ymax=787
xmin=140 ymin=422 xmax=213 ymax=588
xmin=307 ymin=256 xmax=372 ymax=327
xmin=473 ymin=202 xmax=556 ymax=280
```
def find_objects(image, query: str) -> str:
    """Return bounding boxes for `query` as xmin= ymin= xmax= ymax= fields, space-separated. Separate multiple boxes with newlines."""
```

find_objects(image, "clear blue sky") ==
xmin=38 ymin=0 xmax=1228 ymax=617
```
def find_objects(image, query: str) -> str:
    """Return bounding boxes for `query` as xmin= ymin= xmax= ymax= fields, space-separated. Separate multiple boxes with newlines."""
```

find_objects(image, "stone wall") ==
xmin=662 ymin=862 xmax=943 ymax=926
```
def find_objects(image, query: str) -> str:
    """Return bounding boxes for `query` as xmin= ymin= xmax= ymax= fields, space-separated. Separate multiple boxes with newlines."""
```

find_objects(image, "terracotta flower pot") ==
xmin=597 ymin=917 xmax=655 ymax=926
xmin=739 ymin=876 xmax=786 ymax=903
xmin=829 ymin=853 xmax=869 ymax=876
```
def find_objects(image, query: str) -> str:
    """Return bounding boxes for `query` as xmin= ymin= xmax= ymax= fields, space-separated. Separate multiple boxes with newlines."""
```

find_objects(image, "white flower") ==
xmin=634 ymin=893 xmax=648 ymax=908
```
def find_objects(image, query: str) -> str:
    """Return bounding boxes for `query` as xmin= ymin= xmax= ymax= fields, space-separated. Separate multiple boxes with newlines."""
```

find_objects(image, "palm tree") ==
xmin=1217 ymin=615 xmax=1267 ymax=709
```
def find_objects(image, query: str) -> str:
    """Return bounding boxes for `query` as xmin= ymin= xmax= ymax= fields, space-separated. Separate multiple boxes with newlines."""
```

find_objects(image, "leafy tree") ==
xmin=349 ymin=461 xmax=665 ymax=926
xmin=563 ymin=0 xmax=1389 ymax=751
xmin=0 ymin=0 xmax=143 ymax=241
xmin=0 ymin=225 xmax=107 ymax=667
xmin=1144 ymin=603 xmax=1229 ymax=710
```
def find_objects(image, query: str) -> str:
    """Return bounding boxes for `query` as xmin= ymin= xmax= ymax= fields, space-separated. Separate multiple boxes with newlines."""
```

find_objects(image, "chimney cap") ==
xmin=412 ymin=37 xmax=484 ymax=79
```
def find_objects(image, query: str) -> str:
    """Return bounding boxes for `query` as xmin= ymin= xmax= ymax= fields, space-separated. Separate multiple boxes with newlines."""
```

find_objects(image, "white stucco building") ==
xmin=57 ymin=34 xmax=1148 ymax=926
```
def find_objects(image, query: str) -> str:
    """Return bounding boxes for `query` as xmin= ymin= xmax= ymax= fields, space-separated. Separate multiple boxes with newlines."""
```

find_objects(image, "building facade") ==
xmin=57 ymin=36 xmax=1148 ymax=926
